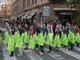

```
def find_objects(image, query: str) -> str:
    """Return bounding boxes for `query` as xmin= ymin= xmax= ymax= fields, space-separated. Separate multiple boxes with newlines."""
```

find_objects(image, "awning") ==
xmin=26 ymin=12 xmax=36 ymax=19
xmin=54 ymin=8 xmax=76 ymax=11
xmin=3 ymin=19 xmax=10 ymax=21
xmin=22 ymin=13 xmax=29 ymax=19
xmin=11 ymin=16 xmax=17 ymax=20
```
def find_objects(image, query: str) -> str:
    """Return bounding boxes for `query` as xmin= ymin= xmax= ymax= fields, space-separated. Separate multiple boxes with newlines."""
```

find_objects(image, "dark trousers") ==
xmin=77 ymin=43 xmax=80 ymax=47
xmin=70 ymin=43 xmax=74 ymax=50
xmin=36 ymin=44 xmax=38 ymax=48
xmin=40 ymin=45 xmax=44 ymax=53
xmin=10 ymin=51 xmax=14 ymax=56
xmin=49 ymin=46 xmax=52 ymax=51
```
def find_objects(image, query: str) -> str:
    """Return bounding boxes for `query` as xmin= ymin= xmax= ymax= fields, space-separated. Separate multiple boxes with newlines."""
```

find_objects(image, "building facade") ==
xmin=1 ymin=4 xmax=7 ymax=20
xmin=0 ymin=5 xmax=2 ymax=21
xmin=11 ymin=0 xmax=76 ymax=24
xmin=1 ymin=0 xmax=11 ymax=21
xmin=6 ymin=0 xmax=11 ymax=19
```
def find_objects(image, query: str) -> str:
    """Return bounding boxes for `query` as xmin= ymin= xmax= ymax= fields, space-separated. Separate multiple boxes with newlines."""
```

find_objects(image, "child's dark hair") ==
xmin=11 ymin=31 xmax=14 ymax=35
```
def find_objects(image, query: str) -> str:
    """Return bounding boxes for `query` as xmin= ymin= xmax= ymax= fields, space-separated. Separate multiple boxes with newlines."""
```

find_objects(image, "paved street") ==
xmin=0 ymin=24 xmax=79 ymax=60
xmin=0 ymin=41 xmax=80 ymax=60
xmin=0 ymin=0 xmax=80 ymax=60
xmin=0 ymin=23 xmax=80 ymax=60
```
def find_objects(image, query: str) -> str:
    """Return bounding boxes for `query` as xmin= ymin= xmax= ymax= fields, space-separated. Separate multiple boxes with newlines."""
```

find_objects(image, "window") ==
xmin=27 ymin=0 xmax=30 ymax=7
xmin=4 ymin=10 xmax=6 ymax=13
xmin=41 ymin=0 xmax=43 ymax=2
xmin=23 ymin=0 xmax=26 ymax=8
xmin=32 ymin=0 xmax=35 ymax=4
xmin=35 ymin=0 xmax=37 ymax=3
xmin=17 ymin=4 xmax=19 ymax=11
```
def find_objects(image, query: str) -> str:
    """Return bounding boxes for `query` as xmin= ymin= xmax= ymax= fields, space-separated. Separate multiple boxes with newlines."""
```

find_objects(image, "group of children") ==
xmin=4 ymin=29 xmax=80 ymax=57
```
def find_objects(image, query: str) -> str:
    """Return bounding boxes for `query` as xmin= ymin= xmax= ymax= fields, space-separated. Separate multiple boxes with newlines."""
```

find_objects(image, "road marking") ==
xmin=45 ymin=48 xmax=65 ymax=60
xmin=34 ymin=52 xmax=43 ymax=60
xmin=74 ymin=47 xmax=80 ymax=51
xmin=23 ymin=50 xmax=43 ymax=60
xmin=22 ymin=45 xmax=43 ymax=60
xmin=60 ymin=48 xmax=80 ymax=60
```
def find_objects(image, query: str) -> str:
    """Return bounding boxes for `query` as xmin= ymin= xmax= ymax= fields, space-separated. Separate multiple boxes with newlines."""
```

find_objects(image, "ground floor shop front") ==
xmin=11 ymin=4 xmax=76 ymax=25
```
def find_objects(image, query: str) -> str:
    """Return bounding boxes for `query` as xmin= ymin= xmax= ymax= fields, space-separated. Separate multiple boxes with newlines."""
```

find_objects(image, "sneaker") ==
xmin=65 ymin=49 xmax=68 ymax=51
xmin=24 ymin=48 xmax=28 ymax=50
xmin=36 ymin=48 xmax=38 ymax=50
xmin=47 ymin=51 xmax=51 ymax=53
xmin=17 ymin=54 xmax=22 ymax=56
xmin=64 ymin=49 xmax=66 ymax=51
xmin=10 ymin=54 xmax=13 ymax=57
xmin=31 ymin=52 xmax=35 ymax=55
xmin=29 ymin=52 xmax=35 ymax=55
xmin=56 ymin=49 xmax=59 ymax=51
xmin=39 ymin=52 xmax=44 ymax=55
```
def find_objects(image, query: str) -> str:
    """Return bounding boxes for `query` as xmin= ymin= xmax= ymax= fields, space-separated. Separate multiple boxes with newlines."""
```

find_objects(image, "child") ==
xmin=54 ymin=33 xmax=61 ymax=51
xmin=75 ymin=33 xmax=80 ymax=47
xmin=15 ymin=33 xmax=23 ymax=56
xmin=7 ymin=31 xmax=15 ymax=57
xmin=46 ymin=30 xmax=53 ymax=53
xmin=69 ymin=31 xmax=75 ymax=50
xmin=34 ymin=33 xmax=39 ymax=50
xmin=14 ymin=32 xmax=19 ymax=44
xmin=38 ymin=30 xmax=45 ymax=55
xmin=23 ymin=32 xmax=29 ymax=50
xmin=4 ymin=30 xmax=9 ymax=44
xmin=28 ymin=35 xmax=35 ymax=55
xmin=68 ymin=30 xmax=72 ymax=49
xmin=61 ymin=32 xmax=64 ymax=43
xmin=62 ymin=33 xmax=68 ymax=51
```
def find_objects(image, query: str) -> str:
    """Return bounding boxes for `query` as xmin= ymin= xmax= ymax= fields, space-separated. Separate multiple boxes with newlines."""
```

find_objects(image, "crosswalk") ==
xmin=47 ymin=50 xmax=65 ymax=60
xmin=60 ymin=48 xmax=80 ymax=60
xmin=0 ymin=43 xmax=80 ymax=60
xmin=2 ymin=44 xmax=17 ymax=60
xmin=74 ymin=47 xmax=80 ymax=51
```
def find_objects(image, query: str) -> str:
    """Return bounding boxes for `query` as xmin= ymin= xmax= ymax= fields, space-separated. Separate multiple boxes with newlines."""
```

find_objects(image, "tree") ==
xmin=66 ymin=0 xmax=80 ymax=25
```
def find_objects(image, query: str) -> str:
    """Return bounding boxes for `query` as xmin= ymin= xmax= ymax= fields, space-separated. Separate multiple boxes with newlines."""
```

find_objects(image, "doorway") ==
xmin=55 ymin=10 xmax=72 ymax=26
xmin=59 ymin=15 xmax=71 ymax=25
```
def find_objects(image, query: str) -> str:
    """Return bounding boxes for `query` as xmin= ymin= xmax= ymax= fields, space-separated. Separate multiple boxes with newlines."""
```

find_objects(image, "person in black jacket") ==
xmin=24 ymin=24 xmax=29 ymax=32
xmin=18 ymin=24 xmax=24 ymax=35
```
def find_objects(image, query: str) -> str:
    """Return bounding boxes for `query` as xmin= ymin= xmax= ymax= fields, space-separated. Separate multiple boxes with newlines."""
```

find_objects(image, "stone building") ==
xmin=11 ymin=0 xmax=76 ymax=25
xmin=1 ymin=0 xmax=11 ymax=21
xmin=6 ymin=0 xmax=11 ymax=19
xmin=1 ymin=4 xmax=7 ymax=20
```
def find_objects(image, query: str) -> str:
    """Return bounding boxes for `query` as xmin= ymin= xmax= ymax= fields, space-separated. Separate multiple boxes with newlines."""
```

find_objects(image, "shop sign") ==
xmin=60 ymin=12 xmax=71 ymax=15
xmin=42 ymin=6 xmax=50 ymax=16
xmin=54 ymin=8 xmax=76 ymax=10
